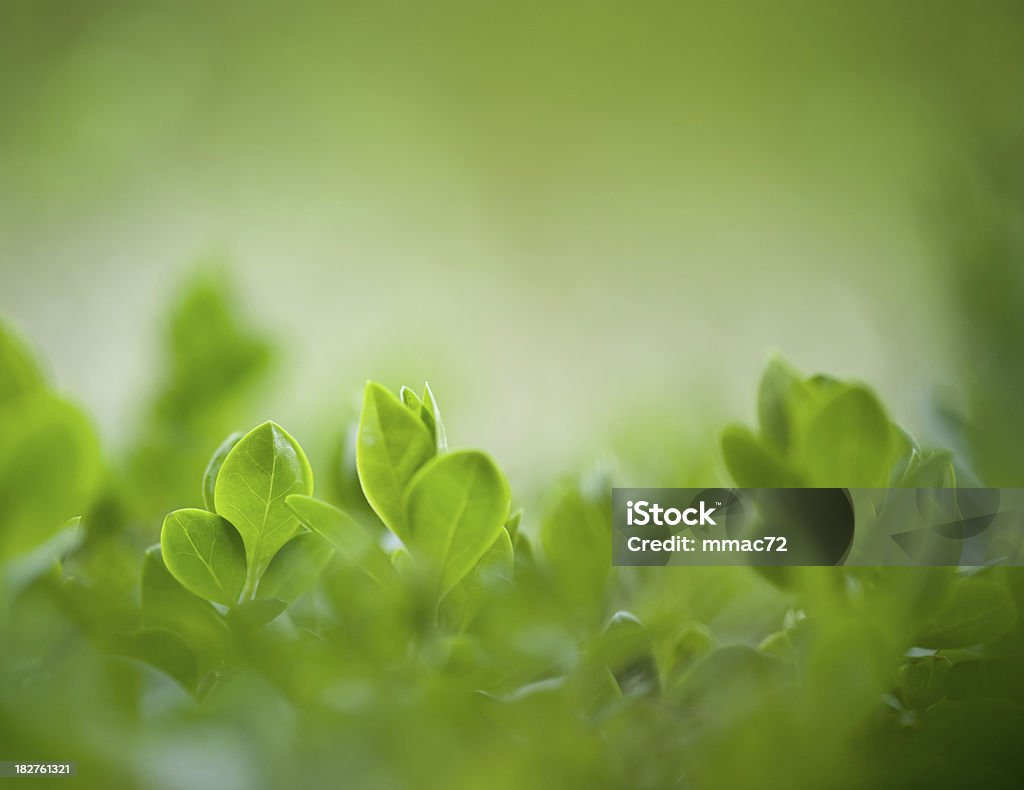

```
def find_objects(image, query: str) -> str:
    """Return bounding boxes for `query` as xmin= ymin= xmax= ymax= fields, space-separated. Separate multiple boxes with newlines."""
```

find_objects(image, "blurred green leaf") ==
xmin=757 ymin=355 xmax=810 ymax=450
xmin=110 ymin=627 xmax=199 ymax=691
xmin=541 ymin=476 xmax=612 ymax=616
xmin=505 ymin=509 xmax=522 ymax=539
xmin=286 ymin=494 xmax=397 ymax=589
xmin=156 ymin=267 xmax=274 ymax=423
xmin=202 ymin=431 xmax=243 ymax=511
xmin=917 ymin=578 xmax=1017 ymax=648
xmin=0 ymin=320 xmax=45 ymax=406
xmin=893 ymin=449 xmax=956 ymax=488
xmin=946 ymin=657 xmax=1024 ymax=704
xmin=900 ymin=655 xmax=951 ymax=710
xmin=0 ymin=394 xmax=100 ymax=561
xmin=140 ymin=545 xmax=228 ymax=655
xmin=444 ymin=526 xmax=514 ymax=630
xmin=123 ymin=268 xmax=275 ymax=521
xmin=160 ymin=508 xmax=247 ymax=606
xmin=672 ymin=645 xmax=785 ymax=723
xmin=596 ymin=612 xmax=660 ymax=698
xmin=803 ymin=385 xmax=896 ymax=487
xmin=226 ymin=598 xmax=287 ymax=632
xmin=720 ymin=425 xmax=800 ymax=487
xmin=257 ymin=531 xmax=334 ymax=603
xmin=804 ymin=619 xmax=896 ymax=726
xmin=665 ymin=621 xmax=716 ymax=679
xmin=513 ymin=530 xmax=535 ymax=575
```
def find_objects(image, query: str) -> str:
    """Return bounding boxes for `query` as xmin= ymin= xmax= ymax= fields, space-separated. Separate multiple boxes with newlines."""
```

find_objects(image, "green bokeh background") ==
xmin=3 ymin=1 xmax=1022 ymax=483
xmin=2 ymin=2 xmax=1024 ymax=788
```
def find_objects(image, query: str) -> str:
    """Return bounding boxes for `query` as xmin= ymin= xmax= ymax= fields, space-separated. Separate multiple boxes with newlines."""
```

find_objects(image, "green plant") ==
xmin=3 ymin=294 xmax=1024 ymax=790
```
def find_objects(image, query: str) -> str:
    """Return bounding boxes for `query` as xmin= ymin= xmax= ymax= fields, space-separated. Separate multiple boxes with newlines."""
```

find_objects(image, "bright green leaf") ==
xmin=160 ymin=508 xmax=247 ymax=606
xmin=400 ymin=386 xmax=422 ymax=411
xmin=356 ymin=382 xmax=435 ymax=541
xmin=422 ymin=382 xmax=447 ymax=452
xmin=213 ymin=421 xmax=313 ymax=584
xmin=403 ymin=450 xmax=510 ymax=597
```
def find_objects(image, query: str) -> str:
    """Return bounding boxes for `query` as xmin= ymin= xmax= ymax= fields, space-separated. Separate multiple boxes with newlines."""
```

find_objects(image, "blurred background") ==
xmin=3 ymin=0 xmax=1023 ymax=495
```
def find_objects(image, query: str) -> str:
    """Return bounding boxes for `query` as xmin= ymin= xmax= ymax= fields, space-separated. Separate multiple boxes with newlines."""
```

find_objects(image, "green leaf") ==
xmin=5 ymin=517 xmax=83 ymax=595
xmin=472 ymin=527 xmax=514 ymax=588
xmin=157 ymin=267 xmax=275 ymax=421
xmin=596 ymin=611 xmax=660 ymax=697
xmin=0 ymin=321 xmax=45 ymax=406
xmin=0 ymin=394 xmax=100 ymax=561
xmin=213 ymin=421 xmax=313 ymax=586
xmin=540 ymin=478 xmax=611 ymax=615
xmin=140 ymin=545 xmax=228 ymax=652
xmin=356 ymin=382 xmax=435 ymax=541
xmin=900 ymin=655 xmax=951 ymax=710
xmin=285 ymin=495 xmax=396 ymax=588
xmin=124 ymin=268 xmax=275 ymax=524
xmin=667 ymin=622 xmax=717 ymax=678
xmin=226 ymin=598 xmax=288 ymax=631
xmin=804 ymin=620 xmax=896 ymax=724
xmin=671 ymin=645 xmax=784 ymax=714
xmin=443 ymin=527 xmax=514 ymax=629
xmin=757 ymin=355 xmax=809 ymax=450
xmin=720 ymin=425 xmax=800 ymax=487
xmin=257 ymin=531 xmax=334 ymax=603
xmin=400 ymin=386 xmax=423 ymax=411
xmin=160 ymin=509 xmax=247 ymax=606
xmin=917 ymin=578 xmax=1017 ymax=648
xmin=422 ymin=382 xmax=448 ymax=452
xmin=512 ymin=530 xmax=535 ymax=574
xmin=110 ymin=627 xmax=199 ymax=691
xmin=202 ymin=431 xmax=244 ymax=511
xmin=403 ymin=450 xmax=511 ymax=597
xmin=505 ymin=509 xmax=522 ymax=539
xmin=802 ymin=385 xmax=896 ymax=487
xmin=946 ymin=657 xmax=1024 ymax=704
xmin=893 ymin=449 xmax=956 ymax=488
